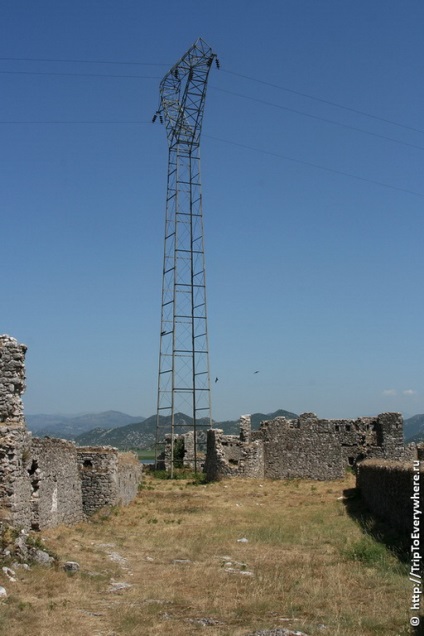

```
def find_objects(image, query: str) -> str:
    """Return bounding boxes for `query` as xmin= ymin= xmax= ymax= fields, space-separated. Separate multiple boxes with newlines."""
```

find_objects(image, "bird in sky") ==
xmin=215 ymin=377 xmax=219 ymax=383
xmin=254 ymin=371 xmax=259 ymax=374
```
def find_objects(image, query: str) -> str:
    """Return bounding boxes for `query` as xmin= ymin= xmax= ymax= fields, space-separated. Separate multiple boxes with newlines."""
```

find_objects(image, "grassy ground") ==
xmin=136 ymin=449 xmax=156 ymax=461
xmin=0 ymin=473 xmax=411 ymax=636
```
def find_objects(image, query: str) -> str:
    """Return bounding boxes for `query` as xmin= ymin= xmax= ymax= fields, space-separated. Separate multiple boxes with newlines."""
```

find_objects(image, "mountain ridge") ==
xmin=404 ymin=414 xmax=424 ymax=443
xmin=27 ymin=409 xmax=423 ymax=449
xmin=25 ymin=410 xmax=146 ymax=440
xmin=72 ymin=408 xmax=299 ymax=450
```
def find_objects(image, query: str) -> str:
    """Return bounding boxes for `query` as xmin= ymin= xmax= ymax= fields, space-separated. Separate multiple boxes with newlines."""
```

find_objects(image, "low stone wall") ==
xmin=356 ymin=459 xmax=424 ymax=534
xmin=77 ymin=447 xmax=141 ymax=516
xmin=204 ymin=429 xmax=264 ymax=480
xmin=1 ymin=432 xmax=143 ymax=528
xmin=30 ymin=438 xmax=84 ymax=530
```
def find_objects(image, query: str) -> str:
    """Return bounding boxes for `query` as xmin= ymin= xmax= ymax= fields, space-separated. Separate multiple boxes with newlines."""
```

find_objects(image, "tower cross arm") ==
xmin=158 ymin=38 xmax=217 ymax=147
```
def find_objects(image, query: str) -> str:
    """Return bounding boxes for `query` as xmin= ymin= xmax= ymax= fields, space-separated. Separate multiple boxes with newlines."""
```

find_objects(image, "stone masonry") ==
xmin=357 ymin=459 xmax=424 ymax=535
xmin=77 ymin=447 xmax=141 ymax=516
xmin=0 ymin=335 xmax=142 ymax=530
xmin=205 ymin=412 xmax=415 ymax=481
xmin=30 ymin=437 xmax=84 ymax=530
xmin=0 ymin=335 xmax=27 ymax=425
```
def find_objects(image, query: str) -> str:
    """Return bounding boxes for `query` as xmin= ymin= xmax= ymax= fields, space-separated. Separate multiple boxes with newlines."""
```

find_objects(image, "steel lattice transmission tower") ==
xmin=153 ymin=39 xmax=218 ymax=473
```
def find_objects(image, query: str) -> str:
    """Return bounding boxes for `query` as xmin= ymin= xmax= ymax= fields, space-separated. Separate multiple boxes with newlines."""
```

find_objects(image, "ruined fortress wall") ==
xmin=0 ymin=335 xmax=27 ymax=425
xmin=204 ymin=429 xmax=265 ymax=480
xmin=77 ymin=448 xmax=119 ymax=516
xmin=205 ymin=430 xmax=242 ymax=480
xmin=206 ymin=412 xmax=414 ymax=481
xmin=115 ymin=452 xmax=142 ymax=505
xmin=0 ymin=426 xmax=32 ymax=529
xmin=77 ymin=448 xmax=142 ymax=516
xmin=30 ymin=438 xmax=84 ymax=530
xmin=0 ymin=336 xmax=32 ymax=528
xmin=261 ymin=414 xmax=344 ymax=480
xmin=356 ymin=459 xmax=424 ymax=535
xmin=0 ymin=335 xmax=142 ymax=530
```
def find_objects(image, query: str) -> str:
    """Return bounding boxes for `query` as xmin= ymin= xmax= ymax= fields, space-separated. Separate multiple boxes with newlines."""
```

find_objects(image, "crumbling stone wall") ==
xmin=0 ymin=335 xmax=142 ymax=530
xmin=116 ymin=451 xmax=142 ymax=505
xmin=30 ymin=438 xmax=84 ymax=530
xmin=0 ymin=336 xmax=32 ymax=528
xmin=357 ymin=459 xmax=424 ymax=534
xmin=163 ymin=430 xmax=207 ymax=471
xmin=204 ymin=426 xmax=264 ymax=480
xmin=0 ymin=426 xmax=32 ymax=529
xmin=0 ymin=335 xmax=27 ymax=425
xmin=206 ymin=412 xmax=415 ymax=481
xmin=77 ymin=447 xmax=141 ymax=516
xmin=261 ymin=414 xmax=344 ymax=479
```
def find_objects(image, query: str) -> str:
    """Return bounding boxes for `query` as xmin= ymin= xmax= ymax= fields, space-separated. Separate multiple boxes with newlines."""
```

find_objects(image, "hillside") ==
xmin=404 ymin=414 xmax=424 ymax=443
xmin=26 ymin=411 xmax=145 ymax=440
xmin=74 ymin=409 xmax=299 ymax=450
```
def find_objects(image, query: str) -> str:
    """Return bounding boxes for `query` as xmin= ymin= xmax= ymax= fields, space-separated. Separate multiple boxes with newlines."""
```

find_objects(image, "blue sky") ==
xmin=1 ymin=1 xmax=423 ymax=421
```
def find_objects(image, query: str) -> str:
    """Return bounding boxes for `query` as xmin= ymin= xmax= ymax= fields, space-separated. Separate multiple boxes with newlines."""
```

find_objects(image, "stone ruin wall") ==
xmin=356 ymin=459 xmax=424 ymax=535
xmin=0 ymin=335 xmax=142 ymax=531
xmin=77 ymin=447 xmax=141 ymax=516
xmin=30 ymin=438 xmax=84 ymax=530
xmin=0 ymin=425 xmax=32 ymax=529
xmin=205 ymin=411 xmax=415 ymax=481
xmin=163 ymin=429 xmax=208 ymax=471
xmin=0 ymin=335 xmax=27 ymax=426
xmin=0 ymin=336 xmax=32 ymax=529
xmin=204 ymin=426 xmax=264 ymax=480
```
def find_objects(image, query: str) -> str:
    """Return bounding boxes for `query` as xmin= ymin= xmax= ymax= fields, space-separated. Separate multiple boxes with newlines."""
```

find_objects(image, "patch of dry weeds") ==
xmin=0 ymin=474 xmax=411 ymax=636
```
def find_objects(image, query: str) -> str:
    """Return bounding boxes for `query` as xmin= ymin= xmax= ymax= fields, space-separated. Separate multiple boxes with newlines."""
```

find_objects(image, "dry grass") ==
xmin=0 ymin=473 xmax=411 ymax=636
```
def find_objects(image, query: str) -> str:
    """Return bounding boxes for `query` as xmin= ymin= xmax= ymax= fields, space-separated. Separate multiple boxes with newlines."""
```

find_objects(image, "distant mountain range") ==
xmin=26 ymin=409 xmax=423 ymax=450
xmin=26 ymin=409 xmax=298 ymax=450
xmin=404 ymin=414 xmax=424 ymax=443
xmin=25 ymin=411 xmax=146 ymax=440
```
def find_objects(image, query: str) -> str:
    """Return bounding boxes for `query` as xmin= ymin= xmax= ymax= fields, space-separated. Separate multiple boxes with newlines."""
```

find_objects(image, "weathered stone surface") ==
xmin=63 ymin=561 xmax=80 ymax=572
xmin=30 ymin=437 xmax=84 ymax=530
xmin=0 ymin=335 xmax=27 ymax=426
xmin=357 ymin=459 xmax=424 ymax=534
xmin=206 ymin=412 xmax=415 ymax=481
xmin=77 ymin=447 xmax=142 ymax=516
xmin=32 ymin=548 xmax=53 ymax=565
xmin=0 ymin=425 xmax=32 ymax=529
xmin=0 ymin=336 xmax=142 ymax=531
xmin=2 ymin=566 xmax=16 ymax=582
xmin=239 ymin=414 xmax=251 ymax=442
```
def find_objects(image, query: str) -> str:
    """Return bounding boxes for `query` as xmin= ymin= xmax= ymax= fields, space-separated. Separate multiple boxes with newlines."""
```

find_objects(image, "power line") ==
xmin=1 ymin=57 xmax=421 ymax=198
xmin=205 ymin=134 xmax=424 ymax=199
xmin=0 ymin=70 xmax=160 ymax=80
xmin=0 ymin=55 xmax=420 ymax=135
xmin=1 ymin=119 xmax=421 ymax=197
xmin=212 ymin=86 xmax=424 ymax=152
xmin=222 ymin=69 xmax=424 ymax=136
xmin=0 ymin=56 xmax=167 ymax=67
xmin=0 ymin=120 xmax=151 ymax=124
